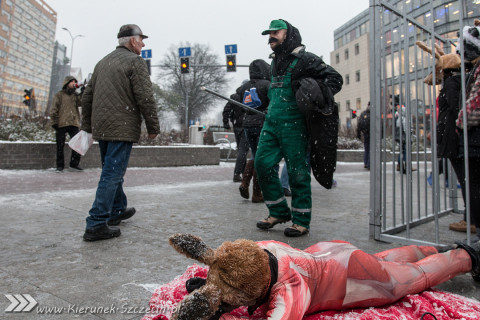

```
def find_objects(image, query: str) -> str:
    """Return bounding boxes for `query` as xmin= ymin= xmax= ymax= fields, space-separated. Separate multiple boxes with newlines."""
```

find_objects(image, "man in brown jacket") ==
xmin=81 ymin=24 xmax=160 ymax=241
xmin=51 ymin=75 xmax=83 ymax=172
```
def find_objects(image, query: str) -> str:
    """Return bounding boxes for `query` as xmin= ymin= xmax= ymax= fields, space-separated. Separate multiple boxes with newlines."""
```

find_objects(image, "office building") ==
xmin=331 ymin=0 xmax=480 ymax=129
xmin=0 ymin=0 xmax=56 ymax=115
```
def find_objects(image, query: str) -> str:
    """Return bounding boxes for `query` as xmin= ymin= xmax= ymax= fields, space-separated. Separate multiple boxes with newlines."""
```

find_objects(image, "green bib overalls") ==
xmin=254 ymin=58 xmax=312 ymax=228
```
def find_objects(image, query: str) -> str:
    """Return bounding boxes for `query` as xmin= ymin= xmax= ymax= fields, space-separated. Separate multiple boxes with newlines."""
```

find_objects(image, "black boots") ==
xmin=455 ymin=240 xmax=480 ymax=282
xmin=108 ymin=207 xmax=136 ymax=226
xmin=83 ymin=224 xmax=121 ymax=241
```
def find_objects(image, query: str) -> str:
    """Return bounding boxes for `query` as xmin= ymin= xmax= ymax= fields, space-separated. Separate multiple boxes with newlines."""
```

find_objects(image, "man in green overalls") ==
xmin=255 ymin=19 xmax=343 ymax=237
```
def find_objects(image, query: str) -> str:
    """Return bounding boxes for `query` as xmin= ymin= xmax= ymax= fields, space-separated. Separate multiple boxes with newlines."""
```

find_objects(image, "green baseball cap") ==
xmin=261 ymin=19 xmax=288 ymax=35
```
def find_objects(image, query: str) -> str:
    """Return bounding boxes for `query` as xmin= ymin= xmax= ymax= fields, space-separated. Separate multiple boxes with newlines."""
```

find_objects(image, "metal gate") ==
xmin=368 ymin=0 xmax=475 ymax=245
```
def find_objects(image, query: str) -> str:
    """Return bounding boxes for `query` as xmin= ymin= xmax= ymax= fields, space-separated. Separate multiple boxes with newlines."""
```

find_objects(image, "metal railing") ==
xmin=369 ymin=0 xmax=474 ymax=245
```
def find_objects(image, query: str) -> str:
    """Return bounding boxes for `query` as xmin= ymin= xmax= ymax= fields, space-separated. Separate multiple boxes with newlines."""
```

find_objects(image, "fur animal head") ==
xmin=463 ymin=18 xmax=480 ymax=65
xmin=169 ymin=234 xmax=271 ymax=320
xmin=416 ymin=41 xmax=461 ymax=85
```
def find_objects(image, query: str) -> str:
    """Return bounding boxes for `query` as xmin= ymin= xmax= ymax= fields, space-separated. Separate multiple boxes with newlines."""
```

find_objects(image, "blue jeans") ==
xmin=280 ymin=162 xmax=290 ymax=190
xmin=86 ymin=141 xmax=133 ymax=229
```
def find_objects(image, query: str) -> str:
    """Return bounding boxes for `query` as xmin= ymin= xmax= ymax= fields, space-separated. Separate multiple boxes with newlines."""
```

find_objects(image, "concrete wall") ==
xmin=0 ymin=143 xmax=220 ymax=169
xmin=0 ymin=143 xmax=428 ymax=169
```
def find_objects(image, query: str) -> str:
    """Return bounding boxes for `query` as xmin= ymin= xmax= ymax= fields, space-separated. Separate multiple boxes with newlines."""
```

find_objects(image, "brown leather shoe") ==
xmin=284 ymin=224 xmax=309 ymax=237
xmin=449 ymin=220 xmax=477 ymax=233
xmin=256 ymin=216 xmax=290 ymax=230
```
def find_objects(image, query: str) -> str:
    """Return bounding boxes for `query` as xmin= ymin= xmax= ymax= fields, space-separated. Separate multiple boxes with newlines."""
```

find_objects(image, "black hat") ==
xmin=117 ymin=24 xmax=148 ymax=39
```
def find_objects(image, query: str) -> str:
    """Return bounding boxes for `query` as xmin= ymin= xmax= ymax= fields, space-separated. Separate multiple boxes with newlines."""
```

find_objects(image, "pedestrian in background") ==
xmin=222 ymin=92 xmax=248 ymax=182
xmin=236 ymin=60 xmax=271 ymax=203
xmin=50 ymin=75 xmax=83 ymax=172
xmin=255 ymin=19 xmax=343 ymax=237
xmin=393 ymin=97 xmax=416 ymax=173
xmin=357 ymin=102 xmax=370 ymax=170
xmin=81 ymin=24 xmax=160 ymax=241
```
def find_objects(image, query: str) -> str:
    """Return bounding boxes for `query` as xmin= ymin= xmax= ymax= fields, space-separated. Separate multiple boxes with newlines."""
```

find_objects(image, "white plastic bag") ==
xmin=68 ymin=130 xmax=93 ymax=156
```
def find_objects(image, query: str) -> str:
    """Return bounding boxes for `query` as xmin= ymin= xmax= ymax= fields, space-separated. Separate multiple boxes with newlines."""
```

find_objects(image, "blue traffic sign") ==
xmin=179 ymin=47 xmax=192 ymax=57
xmin=225 ymin=44 xmax=237 ymax=55
xmin=141 ymin=49 xmax=152 ymax=59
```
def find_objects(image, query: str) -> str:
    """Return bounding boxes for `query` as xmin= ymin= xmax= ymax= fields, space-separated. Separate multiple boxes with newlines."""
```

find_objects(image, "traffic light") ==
xmin=351 ymin=110 xmax=357 ymax=119
xmin=226 ymin=54 xmax=236 ymax=72
xmin=23 ymin=89 xmax=31 ymax=106
xmin=180 ymin=57 xmax=189 ymax=74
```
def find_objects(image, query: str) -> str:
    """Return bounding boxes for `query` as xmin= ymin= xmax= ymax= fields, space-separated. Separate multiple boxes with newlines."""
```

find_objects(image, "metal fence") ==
xmin=368 ymin=0 xmax=475 ymax=245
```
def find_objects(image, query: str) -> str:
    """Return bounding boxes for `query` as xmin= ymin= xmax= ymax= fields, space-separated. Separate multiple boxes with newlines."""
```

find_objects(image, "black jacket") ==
xmin=269 ymin=20 xmax=343 ymax=189
xmin=357 ymin=108 xmax=370 ymax=139
xmin=437 ymin=72 xmax=461 ymax=158
xmin=222 ymin=93 xmax=244 ymax=129
xmin=236 ymin=59 xmax=271 ymax=128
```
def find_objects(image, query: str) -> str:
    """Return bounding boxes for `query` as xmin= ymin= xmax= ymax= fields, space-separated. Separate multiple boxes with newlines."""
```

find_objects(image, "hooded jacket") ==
xmin=268 ymin=20 xmax=343 ymax=189
xmin=236 ymin=59 xmax=271 ymax=128
xmin=50 ymin=75 xmax=82 ymax=128
xmin=81 ymin=46 xmax=160 ymax=142
xmin=222 ymin=93 xmax=244 ymax=129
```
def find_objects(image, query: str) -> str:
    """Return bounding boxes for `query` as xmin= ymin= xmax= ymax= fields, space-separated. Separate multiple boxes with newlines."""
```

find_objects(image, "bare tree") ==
xmin=156 ymin=42 xmax=230 ymax=127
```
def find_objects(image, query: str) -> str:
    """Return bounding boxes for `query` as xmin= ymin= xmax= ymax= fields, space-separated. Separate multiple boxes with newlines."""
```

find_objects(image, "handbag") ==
xmin=68 ymin=130 xmax=93 ymax=156
xmin=243 ymin=87 xmax=262 ymax=108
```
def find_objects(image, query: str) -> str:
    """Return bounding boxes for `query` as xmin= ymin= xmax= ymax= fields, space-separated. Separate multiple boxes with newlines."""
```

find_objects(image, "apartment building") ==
xmin=0 ymin=0 xmax=56 ymax=115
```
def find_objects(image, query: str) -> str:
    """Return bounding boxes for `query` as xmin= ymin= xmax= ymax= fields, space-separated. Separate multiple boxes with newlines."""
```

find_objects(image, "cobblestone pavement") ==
xmin=0 ymin=162 xmax=478 ymax=319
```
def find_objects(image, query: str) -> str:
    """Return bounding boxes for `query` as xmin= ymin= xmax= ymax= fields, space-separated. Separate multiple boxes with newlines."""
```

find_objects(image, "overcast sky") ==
xmin=46 ymin=0 xmax=369 ymax=119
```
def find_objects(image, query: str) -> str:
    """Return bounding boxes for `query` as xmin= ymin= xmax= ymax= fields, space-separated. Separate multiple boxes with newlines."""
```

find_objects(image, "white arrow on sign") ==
xmin=4 ymin=294 xmax=37 ymax=312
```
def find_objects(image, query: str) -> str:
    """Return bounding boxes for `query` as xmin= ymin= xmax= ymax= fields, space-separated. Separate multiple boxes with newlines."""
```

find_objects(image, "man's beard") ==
xmin=66 ymin=87 xmax=76 ymax=95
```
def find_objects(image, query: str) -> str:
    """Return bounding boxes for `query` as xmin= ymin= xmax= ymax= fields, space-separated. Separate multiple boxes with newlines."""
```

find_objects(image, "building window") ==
xmin=345 ymin=74 xmax=350 ymax=85
xmin=355 ymin=70 xmax=361 ymax=82
xmin=337 ymin=102 xmax=341 ymax=111
xmin=344 ymin=49 xmax=349 ymax=60
xmin=346 ymin=100 xmax=351 ymax=110
xmin=355 ymin=43 xmax=360 ymax=55
xmin=356 ymin=98 xmax=361 ymax=109
xmin=335 ymin=53 xmax=340 ymax=64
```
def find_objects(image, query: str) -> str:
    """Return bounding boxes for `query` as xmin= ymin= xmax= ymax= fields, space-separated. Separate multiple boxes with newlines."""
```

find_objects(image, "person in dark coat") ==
xmin=255 ymin=19 xmax=342 ymax=237
xmin=357 ymin=102 xmax=371 ymax=170
xmin=222 ymin=92 xmax=248 ymax=182
xmin=236 ymin=59 xmax=271 ymax=203
xmin=81 ymin=24 xmax=160 ymax=241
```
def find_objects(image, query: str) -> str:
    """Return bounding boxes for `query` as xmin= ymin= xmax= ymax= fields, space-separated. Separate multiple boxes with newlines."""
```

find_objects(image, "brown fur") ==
xmin=169 ymin=234 xmax=271 ymax=320
xmin=416 ymin=41 xmax=461 ymax=85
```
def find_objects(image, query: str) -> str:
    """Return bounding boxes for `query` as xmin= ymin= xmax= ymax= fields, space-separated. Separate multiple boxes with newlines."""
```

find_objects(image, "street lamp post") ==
xmin=62 ymin=27 xmax=84 ymax=75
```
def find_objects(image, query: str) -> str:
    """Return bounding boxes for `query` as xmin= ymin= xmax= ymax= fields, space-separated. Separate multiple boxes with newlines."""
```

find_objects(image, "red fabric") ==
xmin=142 ymin=265 xmax=480 ymax=320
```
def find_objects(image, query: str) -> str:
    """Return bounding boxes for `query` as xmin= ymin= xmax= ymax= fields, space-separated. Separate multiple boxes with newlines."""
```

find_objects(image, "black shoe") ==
xmin=455 ymin=240 xmax=480 ymax=282
xmin=83 ymin=224 xmax=121 ymax=241
xmin=233 ymin=174 xmax=242 ymax=182
xmin=283 ymin=188 xmax=292 ymax=197
xmin=70 ymin=165 xmax=84 ymax=171
xmin=56 ymin=167 xmax=64 ymax=173
xmin=108 ymin=207 xmax=136 ymax=226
